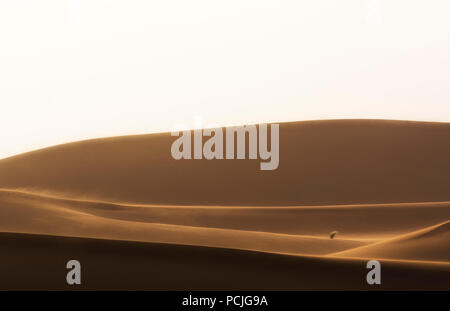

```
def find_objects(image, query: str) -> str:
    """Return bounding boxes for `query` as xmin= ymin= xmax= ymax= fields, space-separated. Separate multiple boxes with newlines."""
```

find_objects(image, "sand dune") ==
xmin=0 ymin=119 xmax=449 ymax=290
xmin=333 ymin=221 xmax=450 ymax=262
xmin=0 ymin=120 xmax=449 ymax=206
xmin=1 ymin=232 xmax=449 ymax=291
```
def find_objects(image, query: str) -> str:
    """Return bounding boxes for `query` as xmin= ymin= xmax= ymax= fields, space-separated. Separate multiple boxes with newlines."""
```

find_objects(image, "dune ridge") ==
xmin=332 ymin=221 xmax=450 ymax=262
xmin=0 ymin=189 xmax=370 ymax=256
xmin=1 ymin=188 xmax=450 ymax=239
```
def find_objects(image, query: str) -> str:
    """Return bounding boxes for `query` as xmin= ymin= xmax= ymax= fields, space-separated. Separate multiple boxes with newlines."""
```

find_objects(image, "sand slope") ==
xmin=0 ymin=188 xmax=449 ymax=290
xmin=1 ymin=232 xmax=449 ymax=291
xmin=333 ymin=221 xmax=450 ymax=262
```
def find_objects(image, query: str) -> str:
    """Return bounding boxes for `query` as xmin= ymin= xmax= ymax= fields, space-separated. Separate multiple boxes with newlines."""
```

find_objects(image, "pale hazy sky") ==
xmin=0 ymin=0 xmax=449 ymax=159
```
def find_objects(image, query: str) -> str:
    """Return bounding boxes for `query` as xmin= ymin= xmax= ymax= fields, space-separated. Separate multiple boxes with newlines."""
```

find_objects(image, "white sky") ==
xmin=0 ymin=0 xmax=449 ymax=159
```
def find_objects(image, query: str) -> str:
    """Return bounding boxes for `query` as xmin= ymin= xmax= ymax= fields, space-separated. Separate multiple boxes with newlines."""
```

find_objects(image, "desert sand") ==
xmin=0 ymin=119 xmax=449 ymax=290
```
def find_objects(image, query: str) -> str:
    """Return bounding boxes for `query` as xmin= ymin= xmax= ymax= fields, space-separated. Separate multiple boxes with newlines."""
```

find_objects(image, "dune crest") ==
xmin=332 ymin=221 xmax=450 ymax=262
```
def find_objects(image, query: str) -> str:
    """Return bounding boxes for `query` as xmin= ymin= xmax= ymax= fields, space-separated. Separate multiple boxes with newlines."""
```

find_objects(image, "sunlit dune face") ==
xmin=0 ymin=0 xmax=450 ymax=159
